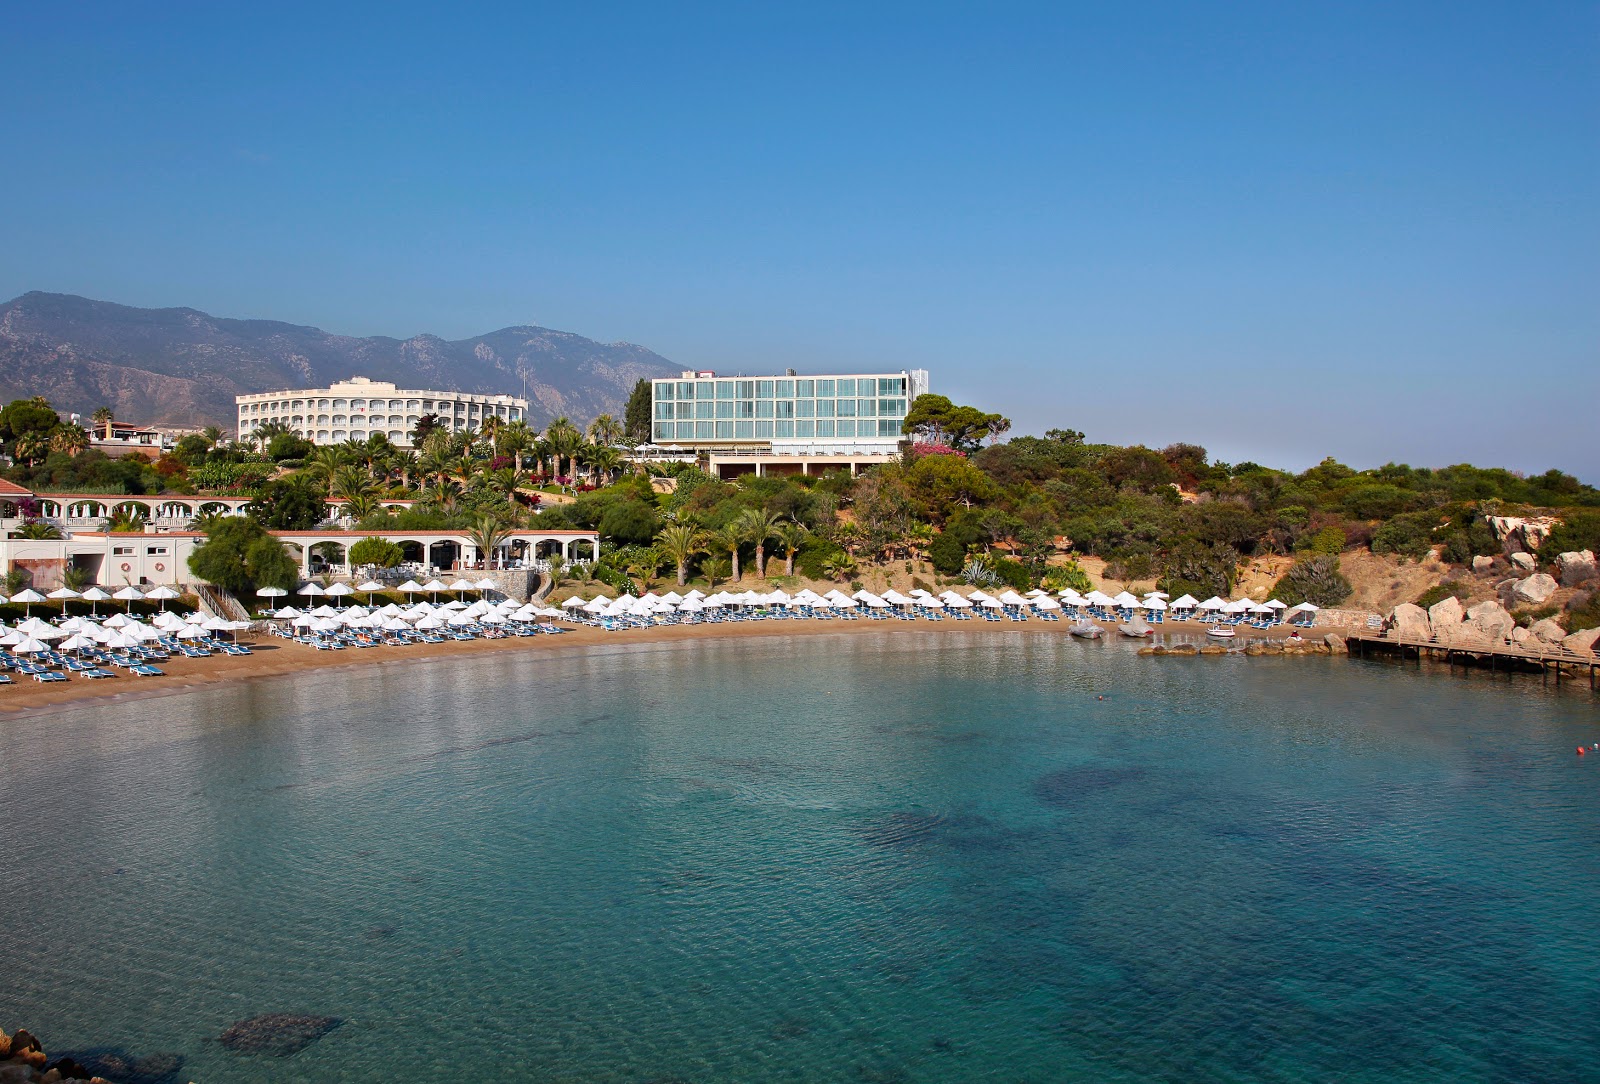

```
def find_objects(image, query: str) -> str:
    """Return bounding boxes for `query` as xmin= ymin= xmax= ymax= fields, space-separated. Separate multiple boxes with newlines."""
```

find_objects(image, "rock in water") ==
xmin=1555 ymin=549 xmax=1598 ymax=587
xmin=1511 ymin=573 xmax=1558 ymax=605
xmin=219 ymin=1014 xmax=342 ymax=1056
xmin=1323 ymin=633 xmax=1347 ymax=654
xmin=1386 ymin=603 xmax=1431 ymax=640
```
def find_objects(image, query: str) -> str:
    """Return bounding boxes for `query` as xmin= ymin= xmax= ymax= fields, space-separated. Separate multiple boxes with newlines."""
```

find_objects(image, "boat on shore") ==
xmin=1069 ymin=621 xmax=1104 ymax=639
xmin=1205 ymin=625 xmax=1236 ymax=639
xmin=1118 ymin=620 xmax=1154 ymax=638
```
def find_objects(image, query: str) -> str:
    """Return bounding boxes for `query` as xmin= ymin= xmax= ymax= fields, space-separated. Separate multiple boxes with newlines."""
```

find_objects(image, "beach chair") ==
xmin=82 ymin=668 xmax=116 ymax=679
xmin=32 ymin=671 xmax=68 ymax=683
xmin=0 ymin=673 xmax=12 ymax=684
xmin=130 ymin=664 xmax=164 ymax=676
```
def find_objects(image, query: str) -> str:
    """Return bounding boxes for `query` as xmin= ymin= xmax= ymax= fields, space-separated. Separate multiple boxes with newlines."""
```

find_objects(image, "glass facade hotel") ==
xmin=236 ymin=376 xmax=528 ymax=448
xmin=650 ymin=369 xmax=930 ymax=454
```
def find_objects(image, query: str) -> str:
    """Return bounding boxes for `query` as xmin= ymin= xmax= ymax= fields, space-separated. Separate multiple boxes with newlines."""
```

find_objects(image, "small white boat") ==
xmin=1205 ymin=625 xmax=1236 ymax=639
xmin=1069 ymin=621 xmax=1104 ymax=639
xmin=1118 ymin=620 xmax=1154 ymax=638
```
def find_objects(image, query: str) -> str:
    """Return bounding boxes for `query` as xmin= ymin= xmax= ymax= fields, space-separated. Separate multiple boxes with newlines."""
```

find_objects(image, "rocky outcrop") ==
xmin=1530 ymin=618 xmax=1567 ymax=645
xmin=1510 ymin=574 xmax=1558 ymax=605
xmin=1563 ymin=627 xmax=1600 ymax=657
xmin=0 ymin=1027 xmax=116 ymax=1083
xmin=1486 ymin=515 xmax=1559 ymax=555
xmin=1464 ymin=600 xmax=1516 ymax=643
xmin=1427 ymin=596 xmax=1464 ymax=630
xmin=1324 ymin=633 xmax=1348 ymax=654
xmin=1555 ymin=550 xmax=1598 ymax=587
xmin=1386 ymin=603 xmax=1432 ymax=640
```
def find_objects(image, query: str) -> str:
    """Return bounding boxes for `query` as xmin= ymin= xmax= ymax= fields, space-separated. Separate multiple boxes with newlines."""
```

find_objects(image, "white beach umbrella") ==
xmin=481 ymin=611 xmax=508 ymax=624
xmin=112 ymin=585 xmax=145 ymax=604
xmin=47 ymin=586 xmax=83 ymax=602
xmin=943 ymin=594 xmax=972 ymax=608
xmin=1170 ymin=594 xmax=1199 ymax=609
xmin=1144 ymin=590 xmax=1170 ymax=600
xmin=376 ymin=603 xmax=403 ymax=617
xmin=562 ymin=596 xmax=588 ymax=609
xmin=447 ymin=577 xmax=477 ymax=593
xmin=441 ymin=600 xmax=468 ymax=611
xmin=1083 ymin=590 xmax=1113 ymax=606
xmin=397 ymin=579 xmax=425 ymax=595
xmin=474 ymin=577 xmax=498 ymax=593
xmin=909 ymin=588 xmax=933 ymax=598
xmin=660 ymin=591 xmax=683 ymax=604
xmin=683 ymin=589 xmax=705 ymax=601
xmin=79 ymin=586 xmax=112 ymax=616
xmin=273 ymin=606 xmax=303 ymax=619
xmin=583 ymin=599 xmax=608 ymax=613
xmin=310 ymin=604 xmax=340 ymax=618
xmin=980 ymin=597 xmax=1004 ymax=609
xmin=298 ymin=582 xmax=325 ymax=599
xmin=10 ymin=588 xmax=46 ymax=616
xmin=1031 ymin=596 xmax=1062 ymax=610
xmin=415 ymin=614 xmax=446 ymax=630
xmin=103 ymin=612 xmax=133 ymax=628
xmin=1264 ymin=599 xmax=1288 ymax=610
xmin=257 ymin=586 xmax=288 ymax=600
xmin=829 ymin=595 xmax=858 ymax=608
xmin=382 ymin=616 xmax=412 ymax=632
xmin=1197 ymin=596 xmax=1226 ymax=611
xmin=325 ymin=582 xmax=355 ymax=605
xmin=998 ymin=590 xmax=1031 ymax=607
xmin=881 ymin=589 xmax=913 ymax=606
xmin=1025 ymin=588 xmax=1047 ymax=597
xmin=1110 ymin=591 xmax=1140 ymax=608
xmin=11 ymin=636 xmax=50 ymax=655
xmin=1235 ymin=597 xmax=1259 ymax=610
xmin=355 ymin=580 xmax=387 ymax=594
xmin=1222 ymin=600 xmax=1251 ymax=614
xmin=58 ymin=633 xmax=97 ymax=653
xmin=1142 ymin=597 xmax=1168 ymax=611
xmin=915 ymin=595 xmax=945 ymax=609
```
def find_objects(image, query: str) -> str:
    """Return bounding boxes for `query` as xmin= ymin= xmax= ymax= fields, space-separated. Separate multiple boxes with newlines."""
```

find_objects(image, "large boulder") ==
xmin=1323 ymin=633 xmax=1347 ymax=654
xmin=1555 ymin=550 xmax=1598 ymax=587
xmin=1510 ymin=551 xmax=1536 ymax=572
xmin=1562 ymin=627 xmax=1600 ymax=657
xmin=1472 ymin=555 xmax=1496 ymax=574
xmin=1387 ymin=603 xmax=1432 ymax=641
xmin=1511 ymin=573 xmax=1558 ymax=606
xmin=1464 ymin=600 xmax=1515 ymax=643
xmin=1427 ymin=595 xmax=1464 ymax=632
xmin=1510 ymin=626 xmax=1533 ymax=646
xmin=1530 ymin=618 xmax=1567 ymax=645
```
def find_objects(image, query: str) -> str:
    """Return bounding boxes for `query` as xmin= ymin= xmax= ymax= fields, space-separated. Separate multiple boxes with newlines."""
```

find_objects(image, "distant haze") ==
xmin=2 ymin=6 xmax=1593 ymax=477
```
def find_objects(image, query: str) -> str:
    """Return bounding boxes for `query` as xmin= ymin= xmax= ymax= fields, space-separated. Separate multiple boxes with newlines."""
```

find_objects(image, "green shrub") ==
xmin=1041 ymin=559 xmax=1092 ymax=593
xmin=1270 ymin=555 xmax=1353 ymax=607
xmin=794 ymin=537 xmax=847 ymax=580
xmin=1413 ymin=581 xmax=1468 ymax=609
xmin=1371 ymin=511 xmax=1440 ymax=560
xmin=1563 ymin=590 xmax=1599 ymax=633
xmin=349 ymin=536 xmax=403 ymax=568
xmin=1341 ymin=484 xmax=1414 ymax=520
xmin=1298 ymin=525 xmax=1346 ymax=555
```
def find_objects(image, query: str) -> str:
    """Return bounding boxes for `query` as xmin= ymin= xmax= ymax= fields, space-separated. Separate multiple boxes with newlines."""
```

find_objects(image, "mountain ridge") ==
xmin=0 ymin=291 xmax=680 ymax=431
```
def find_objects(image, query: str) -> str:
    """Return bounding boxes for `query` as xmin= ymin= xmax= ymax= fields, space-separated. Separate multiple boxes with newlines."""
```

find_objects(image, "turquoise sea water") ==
xmin=3 ymin=633 xmax=1599 ymax=1083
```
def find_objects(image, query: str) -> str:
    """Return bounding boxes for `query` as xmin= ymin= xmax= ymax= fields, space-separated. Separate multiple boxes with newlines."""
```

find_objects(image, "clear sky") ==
xmin=3 ymin=2 xmax=1595 ymax=477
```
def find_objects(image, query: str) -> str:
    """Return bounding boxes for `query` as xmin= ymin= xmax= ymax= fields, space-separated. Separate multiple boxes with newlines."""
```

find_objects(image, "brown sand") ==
xmin=0 ymin=617 xmax=1305 ymax=719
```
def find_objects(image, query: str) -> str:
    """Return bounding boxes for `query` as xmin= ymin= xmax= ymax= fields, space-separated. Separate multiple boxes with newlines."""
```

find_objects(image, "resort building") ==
xmin=646 ymin=368 xmax=930 ymax=478
xmin=235 ymin=376 xmax=529 ymax=447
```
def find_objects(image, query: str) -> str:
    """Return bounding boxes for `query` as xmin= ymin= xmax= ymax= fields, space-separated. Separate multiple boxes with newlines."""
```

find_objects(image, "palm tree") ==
xmin=479 ymin=414 xmax=505 ymax=448
xmin=709 ymin=523 xmax=745 ymax=582
xmin=91 ymin=406 xmax=114 ymax=440
xmin=737 ymin=508 xmax=785 ymax=578
xmin=773 ymin=521 xmax=809 ymax=576
xmin=331 ymin=465 xmax=374 ymax=503
xmin=656 ymin=524 xmax=702 ymax=586
xmin=905 ymin=522 xmax=935 ymax=565
xmin=589 ymin=444 xmax=624 ymax=486
xmin=202 ymin=424 xmax=224 ymax=448
xmin=468 ymin=515 xmax=510 ymax=569
xmin=305 ymin=446 xmax=350 ymax=489
xmin=702 ymin=553 xmax=731 ymax=590
xmin=488 ymin=467 xmax=529 ymax=506
xmin=50 ymin=424 xmax=90 ymax=457
xmin=250 ymin=420 xmax=293 ymax=451
xmin=543 ymin=417 xmax=582 ymax=480
xmin=588 ymin=413 xmax=623 ymax=448
xmin=422 ymin=477 xmax=461 ymax=512
xmin=499 ymin=420 xmax=534 ymax=472
xmin=391 ymin=450 xmax=420 ymax=491
xmin=625 ymin=546 xmax=663 ymax=592
xmin=14 ymin=430 xmax=48 ymax=466
xmin=822 ymin=553 xmax=858 ymax=582
xmin=343 ymin=492 xmax=381 ymax=521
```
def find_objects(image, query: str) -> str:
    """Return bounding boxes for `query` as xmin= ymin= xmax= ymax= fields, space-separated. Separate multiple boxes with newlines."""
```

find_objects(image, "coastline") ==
xmin=0 ymin=618 xmax=1311 ymax=718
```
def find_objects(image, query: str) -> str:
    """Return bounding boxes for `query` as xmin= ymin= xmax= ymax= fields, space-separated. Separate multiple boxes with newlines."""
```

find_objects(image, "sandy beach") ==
xmin=0 ymin=617 xmax=1309 ymax=718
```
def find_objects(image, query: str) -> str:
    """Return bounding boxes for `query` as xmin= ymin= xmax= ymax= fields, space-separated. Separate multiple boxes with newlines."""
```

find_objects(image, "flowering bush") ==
xmin=912 ymin=441 xmax=965 ymax=458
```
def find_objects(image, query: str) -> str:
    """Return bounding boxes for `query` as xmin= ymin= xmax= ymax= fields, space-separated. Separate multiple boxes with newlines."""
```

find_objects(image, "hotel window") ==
xmin=655 ymin=422 xmax=673 ymax=440
xmin=695 ymin=382 xmax=714 ymax=400
xmin=717 ymin=381 xmax=735 ymax=400
xmin=695 ymin=401 xmax=715 ymax=419
xmin=775 ymin=419 xmax=795 ymax=438
xmin=146 ymin=546 xmax=168 ymax=555
xmin=836 ymin=399 xmax=856 ymax=417
xmin=815 ymin=379 xmax=834 ymax=397
xmin=716 ymin=401 xmax=735 ymax=419
xmin=350 ymin=399 xmax=366 ymax=410
xmin=677 ymin=381 xmax=695 ymax=400
xmin=776 ymin=380 xmax=794 ymax=398
xmin=657 ymin=383 xmax=674 ymax=400
xmin=815 ymin=399 xmax=834 ymax=418
xmin=656 ymin=402 xmax=673 ymax=420
xmin=737 ymin=400 xmax=755 ymax=419
xmin=737 ymin=380 xmax=755 ymax=399
xmin=716 ymin=421 xmax=734 ymax=438
xmin=795 ymin=399 xmax=814 ymax=418
xmin=755 ymin=420 xmax=774 ymax=438
xmin=755 ymin=401 xmax=774 ymax=418
xmin=676 ymin=402 xmax=694 ymax=420
xmin=333 ymin=399 xmax=348 ymax=410
xmin=816 ymin=420 xmax=835 ymax=437
xmin=775 ymin=400 xmax=794 ymax=419
xmin=879 ymin=377 xmax=903 ymax=395
xmin=880 ymin=398 xmax=904 ymax=417
xmin=857 ymin=399 xmax=876 ymax=417
xmin=879 ymin=419 xmax=901 ymax=436
xmin=835 ymin=379 xmax=856 ymax=396
xmin=836 ymin=420 xmax=856 ymax=437
xmin=676 ymin=421 xmax=695 ymax=439
xmin=796 ymin=379 xmax=815 ymax=397
xmin=695 ymin=420 xmax=714 ymax=438
xmin=756 ymin=380 xmax=775 ymax=398
xmin=735 ymin=420 xmax=754 ymax=438
xmin=796 ymin=420 xmax=815 ymax=437
xmin=113 ymin=545 xmax=134 ymax=555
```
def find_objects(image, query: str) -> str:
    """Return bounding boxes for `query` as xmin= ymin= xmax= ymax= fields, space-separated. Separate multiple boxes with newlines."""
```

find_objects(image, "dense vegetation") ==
xmin=7 ymin=392 xmax=1598 ymax=626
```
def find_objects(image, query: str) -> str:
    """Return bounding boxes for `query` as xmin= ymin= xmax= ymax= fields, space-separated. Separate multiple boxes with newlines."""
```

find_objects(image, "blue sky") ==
xmin=3 ymin=2 xmax=1595 ymax=476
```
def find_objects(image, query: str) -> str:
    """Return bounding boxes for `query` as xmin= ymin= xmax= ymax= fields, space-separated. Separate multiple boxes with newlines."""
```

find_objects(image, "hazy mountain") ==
xmin=0 ymin=292 xmax=680 ymax=431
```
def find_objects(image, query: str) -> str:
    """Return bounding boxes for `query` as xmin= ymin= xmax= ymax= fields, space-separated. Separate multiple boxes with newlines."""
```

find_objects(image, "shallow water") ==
xmin=3 ymin=633 xmax=1599 ymax=1083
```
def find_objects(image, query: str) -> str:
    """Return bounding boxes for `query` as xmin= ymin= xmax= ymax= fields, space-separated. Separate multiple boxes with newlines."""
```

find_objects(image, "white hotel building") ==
xmin=649 ymin=369 xmax=930 ymax=477
xmin=235 ymin=376 xmax=529 ymax=448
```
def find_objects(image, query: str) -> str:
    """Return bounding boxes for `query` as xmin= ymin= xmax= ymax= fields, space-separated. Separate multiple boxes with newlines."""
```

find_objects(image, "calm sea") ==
xmin=2 ymin=633 xmax=1598 ymax=1083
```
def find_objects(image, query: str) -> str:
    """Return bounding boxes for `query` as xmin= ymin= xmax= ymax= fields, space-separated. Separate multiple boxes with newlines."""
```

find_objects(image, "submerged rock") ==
xmin=219 ymin=1014 xmax=342 ymax=1057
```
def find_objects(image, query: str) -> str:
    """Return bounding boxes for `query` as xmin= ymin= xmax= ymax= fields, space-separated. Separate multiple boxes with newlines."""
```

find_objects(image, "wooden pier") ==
xmin=1343 ymin=630 xmax=1600 ymax=691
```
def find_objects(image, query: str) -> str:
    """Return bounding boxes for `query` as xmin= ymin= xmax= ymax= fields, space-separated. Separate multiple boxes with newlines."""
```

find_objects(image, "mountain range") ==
xmin=0 ymin=292 xmax=681 ymax=432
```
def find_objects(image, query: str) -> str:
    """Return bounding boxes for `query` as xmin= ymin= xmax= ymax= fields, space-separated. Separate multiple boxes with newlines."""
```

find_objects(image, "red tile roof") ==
xmin=0 ymin=479 xmax=35 ymax=497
